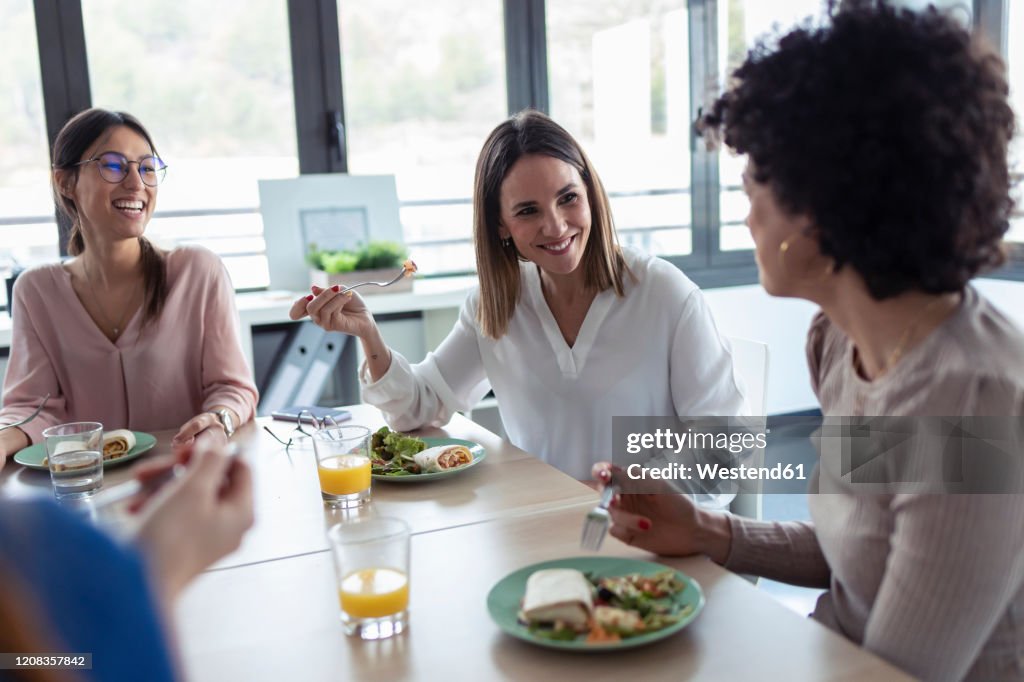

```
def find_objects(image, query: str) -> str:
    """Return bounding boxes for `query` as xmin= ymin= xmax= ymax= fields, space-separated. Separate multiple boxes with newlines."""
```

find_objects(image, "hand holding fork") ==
xmin=289 ymin=261 xmax=417 ymax=338
xmin=583 ymin=462 xmax=731 ymax=561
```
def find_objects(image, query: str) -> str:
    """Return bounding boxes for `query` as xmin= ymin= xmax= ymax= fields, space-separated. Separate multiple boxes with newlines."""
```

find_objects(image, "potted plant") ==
xmin=306 ymin=240 xmax=414 ymax=294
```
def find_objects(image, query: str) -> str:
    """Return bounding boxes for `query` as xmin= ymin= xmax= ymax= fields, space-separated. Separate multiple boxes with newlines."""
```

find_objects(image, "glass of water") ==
xmin=42 ymin=422 xmax=104 ymax=501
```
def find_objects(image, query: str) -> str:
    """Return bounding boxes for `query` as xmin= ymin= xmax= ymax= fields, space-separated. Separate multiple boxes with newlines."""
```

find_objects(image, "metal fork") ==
xmin=339 ymin=261 xmax=416 ymax=295
xmin=580 ymin=483 xmax=619 ymax=551
xmin=0 ymin=393 xmax=50 ymax=433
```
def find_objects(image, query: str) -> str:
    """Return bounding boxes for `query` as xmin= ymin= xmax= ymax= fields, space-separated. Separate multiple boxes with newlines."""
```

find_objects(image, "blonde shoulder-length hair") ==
xmin=474 ymin=110 xmax=631 ymax=339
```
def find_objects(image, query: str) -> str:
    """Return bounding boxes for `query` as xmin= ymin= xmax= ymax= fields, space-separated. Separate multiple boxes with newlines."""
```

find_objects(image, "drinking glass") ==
xmin=328 ymin=517 xmax=410 ymax=639
xmin=43 ymin=422 xmax=104 ymax=501
xmin=312 ymin=425 xmax=372 ymax=508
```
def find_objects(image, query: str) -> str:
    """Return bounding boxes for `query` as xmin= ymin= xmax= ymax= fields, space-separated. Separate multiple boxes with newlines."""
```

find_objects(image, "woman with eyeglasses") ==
xmin=0 ymin=108 xmax=257 ymax=466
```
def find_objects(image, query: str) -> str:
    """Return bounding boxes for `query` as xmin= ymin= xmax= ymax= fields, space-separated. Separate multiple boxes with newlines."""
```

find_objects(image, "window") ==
xmin=1007 ymin=0 xmax=1023 ymax=246
xmin=716 ymin=0 xmax=824 ymax=253
xmin=0 ymin=0 xmax=56 ymax=309
xmin=15 ymin=0 xmax=1024 ymax=295
xmin=339 ymin=0 xmax=507 ymax=276
xmin=547 ymin=0 xmax=693 ymax=259
xmin=81 ymin=0 xmax=300 ymax=289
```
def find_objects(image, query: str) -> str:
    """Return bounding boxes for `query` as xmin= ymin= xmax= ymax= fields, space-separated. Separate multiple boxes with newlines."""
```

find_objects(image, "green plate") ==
xmin=371 ymin=437 xmax=486 ymax=483
xmin=486 ymin=556 xmax=704 ymax=651
xmin=13 ymin=431 xmax=158 ymax=471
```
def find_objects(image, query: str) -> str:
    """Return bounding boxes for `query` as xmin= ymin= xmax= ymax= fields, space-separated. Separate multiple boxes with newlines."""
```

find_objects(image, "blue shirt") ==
xmin=0 ymin=499 xmax=176 ymax=681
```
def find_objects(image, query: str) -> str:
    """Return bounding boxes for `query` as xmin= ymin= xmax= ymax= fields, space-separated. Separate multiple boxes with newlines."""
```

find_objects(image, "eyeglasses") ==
xmin=75 ymin=151 xmax=168 ymax=187
xmin=262 ymin=411 xmax=346 ymax=451
xmin=263 ymin=423 xmax=313 ymax=451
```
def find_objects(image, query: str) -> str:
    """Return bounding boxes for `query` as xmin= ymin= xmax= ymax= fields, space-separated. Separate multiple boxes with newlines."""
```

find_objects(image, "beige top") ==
xmin=725 ymin=287 xmax=1024 ymax=681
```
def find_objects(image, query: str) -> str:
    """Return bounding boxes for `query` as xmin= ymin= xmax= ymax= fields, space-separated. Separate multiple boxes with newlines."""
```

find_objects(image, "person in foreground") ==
xmin=596 ymin=2 xmax=1024 ymax=680
xmin=0 ymin=108 xmax=258 ymax=465
xmin=290 ymin=110 xmax=747 ymax=480
xmin=0 ymin=445 xmax=253 ymax=681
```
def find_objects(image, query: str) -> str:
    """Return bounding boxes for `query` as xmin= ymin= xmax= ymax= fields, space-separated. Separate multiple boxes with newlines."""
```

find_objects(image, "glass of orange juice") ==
xmin=328 ymin=517 xmax=410 ymax=639
xmin=312 ymin=425 xmax=372 ymax=508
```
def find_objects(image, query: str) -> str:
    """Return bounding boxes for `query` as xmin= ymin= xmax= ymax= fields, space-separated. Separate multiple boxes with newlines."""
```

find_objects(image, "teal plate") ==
xmin=13 ymin=431 xmax=158 ymax=471
xmin=487 ymin=556 xmax=705 ymax=651
xmin=371 ymin=437 xmax=485 ymax=483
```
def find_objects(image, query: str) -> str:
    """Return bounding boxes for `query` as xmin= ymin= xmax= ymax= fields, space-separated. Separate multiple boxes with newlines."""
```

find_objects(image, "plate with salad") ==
xmin=486 ymin=556 xmax=704 ymax=651
xmin=370 ymin=427 xmax=485 ymax=482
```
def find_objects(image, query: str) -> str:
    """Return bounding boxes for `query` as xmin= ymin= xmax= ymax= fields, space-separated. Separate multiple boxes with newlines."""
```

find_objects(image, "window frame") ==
xmin=8 ymin=0 xmax=1022 ymax=313
xmin=975 ymin=0 xmax=1024 ymax=279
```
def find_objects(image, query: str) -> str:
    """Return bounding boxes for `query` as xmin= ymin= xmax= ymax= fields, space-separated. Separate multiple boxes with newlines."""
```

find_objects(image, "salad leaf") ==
xmin=528 ymin=624 xmax=578 ymax=641
xmin=383 ymin=430 xmax=427 ymax=459
xmin=370 ymin=427 xmax=427 ymax=475
xmin=585 ymin=571 xmax=689 ymax=639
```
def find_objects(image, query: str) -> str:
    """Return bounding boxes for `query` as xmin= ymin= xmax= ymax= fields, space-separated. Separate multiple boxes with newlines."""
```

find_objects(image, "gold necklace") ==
xmin=84 ymin=258 xmax=136 ymax=338
xmin=875 ymin=295 xmax=956 ymax=376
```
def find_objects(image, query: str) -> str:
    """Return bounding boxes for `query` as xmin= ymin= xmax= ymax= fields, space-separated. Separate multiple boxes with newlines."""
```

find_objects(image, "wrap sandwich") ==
xmin=102 ymin=429 xmax=136 ymax=460
xmin=412 ymin=444 xmax=473 ymax=473
xmin=520 ymin=568 xmax=594 ymax=631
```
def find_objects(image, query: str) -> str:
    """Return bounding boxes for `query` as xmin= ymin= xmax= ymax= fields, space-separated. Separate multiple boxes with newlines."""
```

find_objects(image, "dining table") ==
xmin=0 ymin=406 xmax=912 ymax=681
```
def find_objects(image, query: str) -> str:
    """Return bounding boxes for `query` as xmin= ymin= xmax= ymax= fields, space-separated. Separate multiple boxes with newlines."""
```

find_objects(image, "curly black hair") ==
xmin=698 ymin=0 xmax=1016 ymax=299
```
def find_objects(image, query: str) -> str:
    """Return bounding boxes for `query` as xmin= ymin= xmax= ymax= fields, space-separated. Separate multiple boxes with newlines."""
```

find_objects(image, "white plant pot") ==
xmin=309 ymin=268 xmax=413 ymax=294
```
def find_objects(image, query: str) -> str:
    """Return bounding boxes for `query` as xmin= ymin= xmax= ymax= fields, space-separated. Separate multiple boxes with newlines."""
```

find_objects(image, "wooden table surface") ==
xmin=0 ymin=406 xmax=596 ymax=570
xmin=176 ymin=503 xmax=910 ymax=682
xmin=1 ymin=407 xmax=911 ymax=680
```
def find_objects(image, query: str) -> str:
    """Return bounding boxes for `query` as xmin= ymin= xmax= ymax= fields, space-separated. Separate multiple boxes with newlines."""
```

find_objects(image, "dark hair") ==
xmin=50 ymin=108 xmax=168 ymax=327
xmin=473 ymin=109 xmax=629 ymax=338
xmin=698 ymin=0 xmax=1016 ymax=299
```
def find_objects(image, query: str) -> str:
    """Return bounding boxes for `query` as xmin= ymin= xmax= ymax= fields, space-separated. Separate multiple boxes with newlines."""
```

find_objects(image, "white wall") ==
xmin=702 ymin=278 xmax=1024 ymax=415
xmin=703 ymin=285 xmax=820 ymax=414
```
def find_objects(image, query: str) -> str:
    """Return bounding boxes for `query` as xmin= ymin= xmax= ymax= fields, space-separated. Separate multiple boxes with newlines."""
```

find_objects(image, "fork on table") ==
xmin=0 ymin=393 xmax=50 ymax=433
xmin=580 ymin=483 xmax=619 ymax=551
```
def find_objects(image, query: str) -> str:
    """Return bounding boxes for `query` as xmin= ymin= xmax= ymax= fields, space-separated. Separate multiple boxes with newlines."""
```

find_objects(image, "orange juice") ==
xmin=317 ymin=454 xmax=371 ymax=495
xmin=339 ymin=568 xmax=410 ymax=618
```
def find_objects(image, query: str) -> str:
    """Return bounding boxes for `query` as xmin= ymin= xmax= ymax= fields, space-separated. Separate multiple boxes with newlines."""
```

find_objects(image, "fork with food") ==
xmin=289 ymin=260 xmax=417 ymax=338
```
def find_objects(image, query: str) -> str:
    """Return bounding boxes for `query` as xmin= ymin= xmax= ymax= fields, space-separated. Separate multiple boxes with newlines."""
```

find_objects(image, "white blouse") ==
xmin=361 ymin=247 xmax=749 ymax=479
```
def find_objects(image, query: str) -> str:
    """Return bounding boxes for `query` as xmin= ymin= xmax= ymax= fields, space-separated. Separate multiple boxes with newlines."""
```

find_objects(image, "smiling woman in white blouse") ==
xmin=290 ymin=110 xmax=748 ymax=480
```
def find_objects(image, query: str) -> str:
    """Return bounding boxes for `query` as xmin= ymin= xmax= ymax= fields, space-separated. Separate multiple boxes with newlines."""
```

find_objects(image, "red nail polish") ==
xmin=637 ymin=519 xmax=651 ymax=531
xmin=305 ymin=294 xmax=314 ymax=301
xmin=331 ymin=285 xmax=340 ymax=292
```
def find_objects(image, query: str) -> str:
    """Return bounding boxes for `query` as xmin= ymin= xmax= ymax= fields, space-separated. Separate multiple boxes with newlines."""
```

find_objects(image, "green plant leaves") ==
xmin=306 ymin=240 xmax=408 ymax=274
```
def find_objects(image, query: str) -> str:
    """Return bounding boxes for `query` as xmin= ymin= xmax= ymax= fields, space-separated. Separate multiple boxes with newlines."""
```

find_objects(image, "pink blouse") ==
xmin=0 ymin=246 xmax=258 ymax=444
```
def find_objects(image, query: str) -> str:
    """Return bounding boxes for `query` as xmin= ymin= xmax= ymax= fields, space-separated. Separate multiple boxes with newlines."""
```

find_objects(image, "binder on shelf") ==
xmin=258 ymin=322 xmax=350 ymax=416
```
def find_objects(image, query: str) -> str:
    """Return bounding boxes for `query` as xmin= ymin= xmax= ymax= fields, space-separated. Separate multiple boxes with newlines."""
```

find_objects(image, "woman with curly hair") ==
xmin=595 ymin=2 xmax=1023 ymax=679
